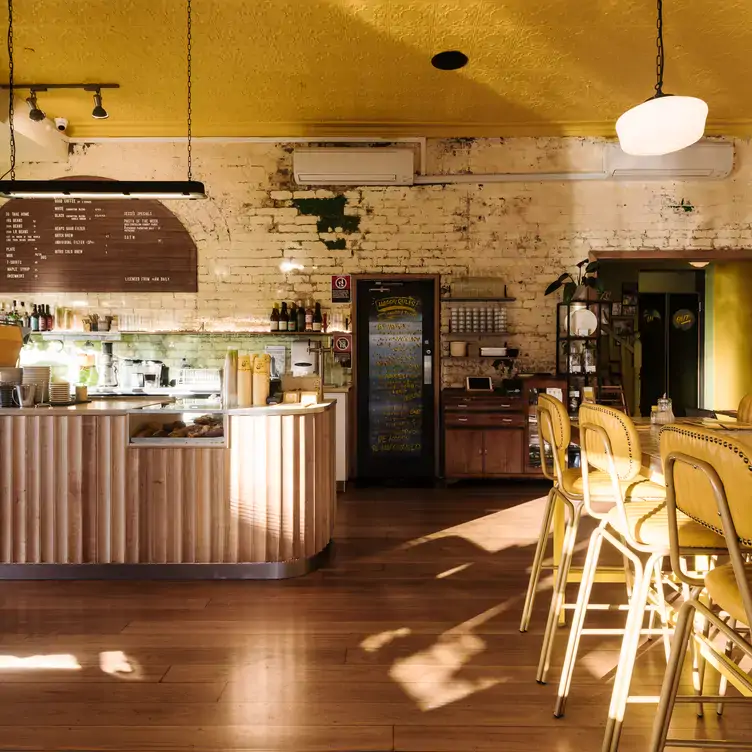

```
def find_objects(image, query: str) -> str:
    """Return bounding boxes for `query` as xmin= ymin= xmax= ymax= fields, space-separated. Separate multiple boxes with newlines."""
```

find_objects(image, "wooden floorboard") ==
xmin=0 ymin=482 xmax=746 ymax=751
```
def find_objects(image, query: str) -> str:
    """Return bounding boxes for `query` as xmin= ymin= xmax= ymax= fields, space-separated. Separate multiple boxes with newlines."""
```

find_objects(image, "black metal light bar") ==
xmin=0 ymin=83 xmax=121 ymax=91
xmin=0 ymin=180 xmax=206 ymax=199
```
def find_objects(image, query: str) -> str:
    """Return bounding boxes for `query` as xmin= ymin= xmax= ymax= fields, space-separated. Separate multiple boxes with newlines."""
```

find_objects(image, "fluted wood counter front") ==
xmin=0 ymin=401 xmax=336 ymax=578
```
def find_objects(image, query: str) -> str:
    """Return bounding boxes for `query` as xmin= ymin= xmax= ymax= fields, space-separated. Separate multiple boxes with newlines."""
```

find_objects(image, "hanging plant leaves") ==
xmin=545 ymin=279 xmax=563 ymax=295
xmin=563 ymin=281 xmax=577 ymax=302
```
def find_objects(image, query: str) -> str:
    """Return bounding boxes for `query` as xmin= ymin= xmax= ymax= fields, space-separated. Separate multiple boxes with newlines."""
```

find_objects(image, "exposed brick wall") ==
xmin=13 ymin=137 xmax=752 ymax=386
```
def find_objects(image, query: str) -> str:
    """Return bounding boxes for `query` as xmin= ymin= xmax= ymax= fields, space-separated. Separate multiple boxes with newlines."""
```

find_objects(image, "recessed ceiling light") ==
xmin=431 ymin=51 xmax=469 ymax=71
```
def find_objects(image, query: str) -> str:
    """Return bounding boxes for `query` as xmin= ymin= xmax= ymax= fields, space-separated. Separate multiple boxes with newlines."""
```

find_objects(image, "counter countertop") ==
xmin=0 ymin=399 xmax=335 ymax=417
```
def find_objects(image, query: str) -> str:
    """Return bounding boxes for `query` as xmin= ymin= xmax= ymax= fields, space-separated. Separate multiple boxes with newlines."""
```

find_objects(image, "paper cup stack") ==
xmin=22 ymin=366 xmax=51 ymax=404
xmin=49 ymin=382 xmax=72 ymax=405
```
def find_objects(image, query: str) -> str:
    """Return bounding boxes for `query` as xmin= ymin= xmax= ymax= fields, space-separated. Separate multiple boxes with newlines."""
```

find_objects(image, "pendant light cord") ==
xmin=6 ymin=0 xmax=15 ymax=180
xmin=654 ymin=0 xmax=665 ymax=97
xmin=186 ymin=0 xmax=193 ymax=182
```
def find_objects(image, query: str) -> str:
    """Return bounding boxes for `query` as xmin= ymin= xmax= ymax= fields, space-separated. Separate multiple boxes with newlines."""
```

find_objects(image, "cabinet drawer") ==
xmin=444 ymin=395 xmax=522 ymax=411
xmin=445 ymin=412 xmax=525 ymax=428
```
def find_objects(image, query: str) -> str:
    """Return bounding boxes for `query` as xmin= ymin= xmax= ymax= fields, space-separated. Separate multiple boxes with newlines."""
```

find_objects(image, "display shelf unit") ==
xmin=445 ymin=332 xmax=509 ymax=339
xmin=556 ymin=300 xmax=612 ymax=416
xmin=37 ymin=330 xmax=336 ymax=340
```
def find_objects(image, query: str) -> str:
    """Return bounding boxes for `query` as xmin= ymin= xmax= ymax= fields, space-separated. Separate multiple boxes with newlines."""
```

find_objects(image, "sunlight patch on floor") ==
xmin=389 ymin=632 xmax=503 ymax=711
xmin=99 ymin=651 xmax=136 ymax=676
xmin=360 ymin=627 xmax=412 ymax=653
xmin=0 ymin=654 xmax=80 ymax=670
xmin=436 ymin=563 xmax=473 ymax=579
xmin=399 ymin=497 xmax=549 ymax=554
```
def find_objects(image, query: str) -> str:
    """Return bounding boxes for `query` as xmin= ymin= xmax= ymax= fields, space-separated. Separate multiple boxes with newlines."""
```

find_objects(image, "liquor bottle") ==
xmin=10 ymin=300 xmax=19 ymax=324
xmin=45 ymin=304 xmax=54 ymax=331
xmin=288 ymin=302 xmax=298 ymax=332
xmin=305 ymin=299 xmax=313 ymax=332
xmin=270 ymin=302 xmax=280 ymax=332
xmin=20 ymin=302 xmax=29 ymax=328
xmin=30 ymin=304 xmax=39 ymax=332
xmin=279 ymin=302 xmax=289 ymax=332
xmin=296 ymin=299 xmax=305 ymax=331
xmin=312 ymin=302 xmax=323 ymax=332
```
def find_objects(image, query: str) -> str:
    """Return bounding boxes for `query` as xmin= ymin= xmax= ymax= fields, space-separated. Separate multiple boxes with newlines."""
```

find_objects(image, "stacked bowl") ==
xmin=22 ymin=366 xmax=51 ymax=404
xmin=49 ymin=381 xmax=72 ymax=405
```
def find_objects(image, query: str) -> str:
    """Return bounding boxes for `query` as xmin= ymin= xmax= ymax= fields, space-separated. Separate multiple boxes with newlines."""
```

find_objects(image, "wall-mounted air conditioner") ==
xmin=603 ymin=141 xmax=734 ymax=180
xmin=293 ymin=148 xmax=415 ymax=186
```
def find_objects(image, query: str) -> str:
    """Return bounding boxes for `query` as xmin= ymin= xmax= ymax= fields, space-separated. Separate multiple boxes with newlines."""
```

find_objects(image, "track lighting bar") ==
xmin=0 ymin=83 xmax=120 ymax=91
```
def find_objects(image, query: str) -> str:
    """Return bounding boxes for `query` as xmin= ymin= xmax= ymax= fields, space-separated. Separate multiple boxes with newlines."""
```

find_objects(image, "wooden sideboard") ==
xmin=442 ymin=377 xmax=567 ymax=480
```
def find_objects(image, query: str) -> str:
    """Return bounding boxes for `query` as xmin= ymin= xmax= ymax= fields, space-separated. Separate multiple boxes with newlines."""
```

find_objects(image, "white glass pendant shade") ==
xmin=616 ymin=95 xmax=708 ymax=156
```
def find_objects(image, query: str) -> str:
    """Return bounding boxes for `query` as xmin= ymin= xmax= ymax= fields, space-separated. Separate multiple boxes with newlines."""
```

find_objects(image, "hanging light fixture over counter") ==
xmin=0 ymin=0 xmax=205 ymax=200
xmin=616 ymin=0 xmax=708 ymax=157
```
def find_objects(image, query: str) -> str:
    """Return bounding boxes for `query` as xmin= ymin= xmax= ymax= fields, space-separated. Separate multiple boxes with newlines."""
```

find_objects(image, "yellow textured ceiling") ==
xmin=3 ymin=0 xmax=750 ymax=138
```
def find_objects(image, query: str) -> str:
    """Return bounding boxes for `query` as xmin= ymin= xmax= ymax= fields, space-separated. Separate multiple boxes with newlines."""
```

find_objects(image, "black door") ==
xmin=356 ymin=278 xmax=437 ymax=482
xmin=639 ymin=292 xmax=701 ymax=417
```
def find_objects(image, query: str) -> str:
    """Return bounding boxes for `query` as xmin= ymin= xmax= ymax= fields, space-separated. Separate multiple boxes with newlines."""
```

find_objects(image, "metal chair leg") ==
xmin=648 ymin=602 xmax=696 ymax=752
xmin=602 ymin=552 xmax=659 ymax=752
xmin=537 ymin=499 xmax=583 ymax=684
xmin=554 ymin=525 xmax=605 ymax=718
xmin=652 ymin=557 xmax=673 ymax=661
xmin=716 ymin=617 xmax=736 ymax=716
xmin=520 ymin=487 xmax=558 ymax=633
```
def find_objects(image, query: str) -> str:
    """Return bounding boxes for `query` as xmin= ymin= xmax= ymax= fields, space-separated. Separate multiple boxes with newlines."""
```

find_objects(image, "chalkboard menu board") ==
xmin=368 ymin=294 xmax=423 ymax=456
xmin=0 ymin=178 xmax=197 ymax=293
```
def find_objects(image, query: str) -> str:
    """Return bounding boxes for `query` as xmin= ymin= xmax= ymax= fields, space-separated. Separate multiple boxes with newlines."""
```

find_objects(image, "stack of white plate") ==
xmin=49 ymin=382 xmax=71 ymax=405
xmin=22 ymin=366 xmax=51 ymax=404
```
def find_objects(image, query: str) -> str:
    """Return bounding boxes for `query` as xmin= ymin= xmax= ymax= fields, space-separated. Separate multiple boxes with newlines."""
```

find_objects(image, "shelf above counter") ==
xmin=35 ymin=330 xmax=339 ymax=340
xmin=441 ymin=297 xmax=516 ymax=303
xmin=444 ymin=332 xmax=510 ymax=339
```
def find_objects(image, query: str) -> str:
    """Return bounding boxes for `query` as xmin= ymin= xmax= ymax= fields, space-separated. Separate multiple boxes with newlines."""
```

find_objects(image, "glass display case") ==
xmin=128 ymin=403 xmax=227 ymax=447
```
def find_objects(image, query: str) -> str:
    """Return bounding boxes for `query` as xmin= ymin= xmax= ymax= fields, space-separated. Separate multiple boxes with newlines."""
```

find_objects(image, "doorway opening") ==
xmin=596 ymin=260 xmax=705 ymax=417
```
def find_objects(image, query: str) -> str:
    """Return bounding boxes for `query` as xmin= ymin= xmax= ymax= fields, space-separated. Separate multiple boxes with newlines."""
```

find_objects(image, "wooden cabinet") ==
xmin=484 ymin=429 xmax=524 ymax=475
xmin=442 ymin=382 xmax=565 ymax=480
xmin=444 ymin=428 xmax=524 ymax=478
xmin=444 ymin=429 xmax=485 ymax=477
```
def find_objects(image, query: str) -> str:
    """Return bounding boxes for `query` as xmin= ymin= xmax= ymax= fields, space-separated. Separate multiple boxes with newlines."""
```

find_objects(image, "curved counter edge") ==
xmin=0 ymin=543 xmax=331 ymax=580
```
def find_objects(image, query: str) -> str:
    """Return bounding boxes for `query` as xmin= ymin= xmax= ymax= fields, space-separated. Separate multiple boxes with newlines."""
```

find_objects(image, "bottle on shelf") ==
xmin=270 ymin=302 xmax=280 ymax=332
xmin=19 ymin=302 xmax=28 ymax=327
xmin=288 ymin=302 xmax=298 ymax=331
xmin=46 ymin=304 xmax=54 ymax=331
xmin=280 ymin=302 xmax=289 ymax=331
xmin=304 ymin=299 xmax=314 ymax=332
xmin=296 ymin=299 xmax=305 ymax=332
xmin=0 ymin=301 xmax=5 ymax=325
xmin=312 ymin=302 xmax=323 ymax=332
xmin=30 ymin=304 xmax=39 ymax=332
xmin=39 ymin=304 xmax=48 ymax=332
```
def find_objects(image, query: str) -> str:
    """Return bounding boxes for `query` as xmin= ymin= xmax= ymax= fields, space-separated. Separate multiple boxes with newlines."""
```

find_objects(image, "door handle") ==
xmin=457 ymin=417 xmax=468 ymax=422
xmin=502 ymin=418 xmax=512 ymax=423
xmin=423 ymin=351 xmax=432 ymax=385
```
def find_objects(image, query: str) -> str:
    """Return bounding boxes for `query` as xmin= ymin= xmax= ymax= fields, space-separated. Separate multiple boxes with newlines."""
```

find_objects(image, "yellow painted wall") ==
xmin=711 ymin=262 xmax=752 ymax=411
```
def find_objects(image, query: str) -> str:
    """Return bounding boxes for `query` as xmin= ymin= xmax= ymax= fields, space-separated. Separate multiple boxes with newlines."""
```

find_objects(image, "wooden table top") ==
xmin=572 ymin=417 xmax=752 ymax=481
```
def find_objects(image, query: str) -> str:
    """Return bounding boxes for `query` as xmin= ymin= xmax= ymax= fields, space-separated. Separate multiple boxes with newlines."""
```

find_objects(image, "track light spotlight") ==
xmin=26 ymin=91 xmax=45 ymax=122
xmin=91 ymin=88 xmax=108 ymax=119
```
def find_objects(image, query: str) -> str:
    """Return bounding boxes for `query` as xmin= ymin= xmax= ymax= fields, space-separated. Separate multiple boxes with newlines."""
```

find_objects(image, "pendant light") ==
xmin=0 ymin=0 xmax=205 ymax=199
xmin=615 ymin=0 xmax=707 ymax=156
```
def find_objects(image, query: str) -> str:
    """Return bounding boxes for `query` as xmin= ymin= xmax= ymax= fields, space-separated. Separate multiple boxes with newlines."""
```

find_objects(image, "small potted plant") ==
xmin=545 ymin=259 xmax=601 ymax=303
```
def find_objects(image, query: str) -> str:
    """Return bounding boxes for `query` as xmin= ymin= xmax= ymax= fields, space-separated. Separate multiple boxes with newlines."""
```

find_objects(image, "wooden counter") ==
xmin=0 ymin=401 xmax=336 ymax=579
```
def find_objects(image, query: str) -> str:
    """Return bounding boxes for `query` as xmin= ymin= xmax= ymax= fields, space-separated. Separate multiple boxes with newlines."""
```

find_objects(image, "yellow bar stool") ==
xmin=553 ymin=404 xmax=728 ymax=752
xmin=737 ymin=393 xmax=752 ymax=423
xmin=520 ymin=397 xmax=663 ymax=684
xmin=650 ymin=426 xmax=752 ymax=751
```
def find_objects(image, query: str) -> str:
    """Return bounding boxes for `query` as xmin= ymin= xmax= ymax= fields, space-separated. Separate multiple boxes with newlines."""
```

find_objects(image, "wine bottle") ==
xmin=312 ymin=302 xmax=323 ymax=332
xmin=30 ymin=304 xmax=39 ymax=332
xmin=296 ymin=299 xmax=305 ymax=331
xmin=305 ymin=299 xmax=313 ymax=332
xmin=270 ymin=302 xmax=280 ymax=332
xmin=279 ymin=302 xmax=289 ymax=331
xmin=45 ymin=304 xmax=54 ymax=331
xmin=288 ymin=302 xmax=298 ymax=332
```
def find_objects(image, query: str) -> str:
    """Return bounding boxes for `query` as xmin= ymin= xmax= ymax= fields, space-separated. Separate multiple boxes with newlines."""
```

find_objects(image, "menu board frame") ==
xmin=1 ymin=176 xmax=198 ymax=293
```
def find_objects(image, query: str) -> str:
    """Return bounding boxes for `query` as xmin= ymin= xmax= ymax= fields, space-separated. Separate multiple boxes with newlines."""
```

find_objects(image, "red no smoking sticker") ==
xmin=331 ymin=274 xmax=351 ymax=302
